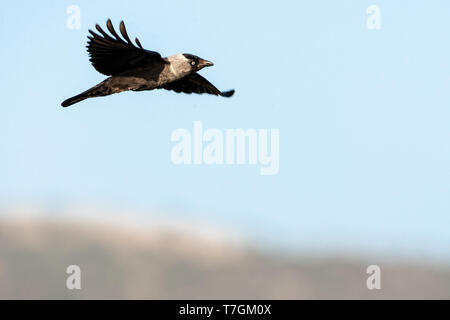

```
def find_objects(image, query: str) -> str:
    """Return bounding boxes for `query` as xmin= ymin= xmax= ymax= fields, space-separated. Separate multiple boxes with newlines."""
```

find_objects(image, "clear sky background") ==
xmin=1 ymin=1 xmax=449 ymax=260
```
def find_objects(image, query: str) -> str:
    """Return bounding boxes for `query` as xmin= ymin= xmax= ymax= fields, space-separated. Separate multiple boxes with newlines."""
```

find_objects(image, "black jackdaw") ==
xmin=61 ymin=20 xmax=234 ymax=107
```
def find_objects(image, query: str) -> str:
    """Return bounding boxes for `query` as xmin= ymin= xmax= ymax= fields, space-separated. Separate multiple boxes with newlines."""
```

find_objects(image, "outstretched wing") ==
xmin=161 ymin=73 xmax=235 ymax=97
xmin=87 ymin=19 xmax=166 ymax=76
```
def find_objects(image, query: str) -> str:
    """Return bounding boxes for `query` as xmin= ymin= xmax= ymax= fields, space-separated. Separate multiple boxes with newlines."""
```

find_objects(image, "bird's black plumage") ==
xmin=61 ymin=20 xmax=234 ymax=107
xmin=162 ymin=73 xmax=235 ymax=97
xmin=87 ymin=20 xmax=166 ymax=76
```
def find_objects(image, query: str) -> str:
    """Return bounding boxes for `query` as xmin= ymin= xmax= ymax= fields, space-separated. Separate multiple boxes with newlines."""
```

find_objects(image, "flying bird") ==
xmin=61 ymin=20 xmax=234 ymax=107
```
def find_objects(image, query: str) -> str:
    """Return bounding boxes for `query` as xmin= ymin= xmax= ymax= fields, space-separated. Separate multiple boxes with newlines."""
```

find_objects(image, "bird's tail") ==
xmin=61 ymin=80 xmax=111 ymax=107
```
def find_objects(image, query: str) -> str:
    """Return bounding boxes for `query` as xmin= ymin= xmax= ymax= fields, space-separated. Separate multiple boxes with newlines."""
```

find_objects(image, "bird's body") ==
xmin=61 ymin=20 xmax=234 ymax=107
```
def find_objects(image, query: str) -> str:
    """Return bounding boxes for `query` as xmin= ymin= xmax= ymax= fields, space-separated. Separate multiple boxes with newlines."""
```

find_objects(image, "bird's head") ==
xmin=182 ymin=54 xmax=214 ymax=71
xmin=167 ymin=54 xmax=214 ymax=78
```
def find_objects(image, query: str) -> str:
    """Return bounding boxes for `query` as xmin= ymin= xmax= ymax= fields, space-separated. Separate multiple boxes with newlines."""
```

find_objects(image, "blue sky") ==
xmin=1 ymin=1 xmax=449 ymax=260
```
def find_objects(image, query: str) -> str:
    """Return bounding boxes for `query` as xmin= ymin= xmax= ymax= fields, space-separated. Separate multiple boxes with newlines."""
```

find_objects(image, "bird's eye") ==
xmin=191 ymin=61 xmax=196 ymax=66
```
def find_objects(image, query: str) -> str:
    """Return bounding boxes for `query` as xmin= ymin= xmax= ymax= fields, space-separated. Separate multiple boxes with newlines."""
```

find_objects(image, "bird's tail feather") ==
xmin=61 ymin=81 xmax=110 ymax=107
xmin=61 ymin=93 xmax=89 ymax=107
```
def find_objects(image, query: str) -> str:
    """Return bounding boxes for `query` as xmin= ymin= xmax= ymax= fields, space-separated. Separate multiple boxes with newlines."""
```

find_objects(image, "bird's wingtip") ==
xmin=221 ymin=89 xmax=235 ymax=97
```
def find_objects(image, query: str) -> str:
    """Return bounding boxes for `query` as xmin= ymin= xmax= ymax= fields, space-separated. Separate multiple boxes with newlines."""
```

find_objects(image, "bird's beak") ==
xmin=199 ymin=59 xmax=214 ymax=68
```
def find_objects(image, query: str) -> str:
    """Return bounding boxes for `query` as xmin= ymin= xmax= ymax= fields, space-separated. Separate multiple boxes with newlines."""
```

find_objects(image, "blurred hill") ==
xmin=0 ymin=217 xmax=449 ymax=299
